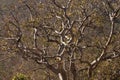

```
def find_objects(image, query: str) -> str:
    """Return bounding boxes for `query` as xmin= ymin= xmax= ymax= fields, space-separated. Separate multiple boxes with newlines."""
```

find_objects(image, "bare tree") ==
xmin=0 ymin=0 xmax=120 ymax=80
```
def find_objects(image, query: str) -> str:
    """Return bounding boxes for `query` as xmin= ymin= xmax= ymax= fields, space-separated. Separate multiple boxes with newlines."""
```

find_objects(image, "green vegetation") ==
xmin=12 ymin=73 xmax=29 ymax=80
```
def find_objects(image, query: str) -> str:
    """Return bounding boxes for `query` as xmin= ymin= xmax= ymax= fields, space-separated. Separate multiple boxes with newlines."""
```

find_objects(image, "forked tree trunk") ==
xmin=57 ymin=61 xmax=68 ymax=80
xmin=58 ymin=72 xmax=68 ymax=80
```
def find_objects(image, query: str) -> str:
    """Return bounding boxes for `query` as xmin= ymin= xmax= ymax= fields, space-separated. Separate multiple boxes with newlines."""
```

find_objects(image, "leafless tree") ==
xmin=0 ymin=0 xmax=120 ymax=80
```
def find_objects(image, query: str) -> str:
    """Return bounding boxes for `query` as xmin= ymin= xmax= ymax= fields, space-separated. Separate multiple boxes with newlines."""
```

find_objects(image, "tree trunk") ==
xmin=58 ymin=71 xmax=68 ymax=80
